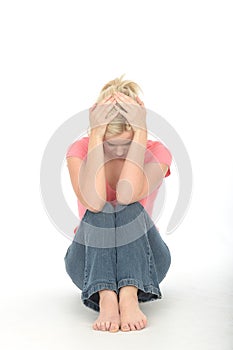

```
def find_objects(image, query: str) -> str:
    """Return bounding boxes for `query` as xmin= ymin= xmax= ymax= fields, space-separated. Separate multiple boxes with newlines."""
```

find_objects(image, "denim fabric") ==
xmin=64 ymin=201 xmax=171 ymax=313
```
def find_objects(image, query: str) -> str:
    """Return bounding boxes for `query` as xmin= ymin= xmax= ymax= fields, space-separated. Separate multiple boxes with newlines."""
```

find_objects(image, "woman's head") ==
xmin=103 ymin=129 xmax=134 ymax=159
xmin=87 ymin=74 xmax=143 ymax=138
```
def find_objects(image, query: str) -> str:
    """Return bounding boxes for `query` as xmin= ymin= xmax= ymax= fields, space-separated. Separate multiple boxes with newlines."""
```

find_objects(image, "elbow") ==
xmin=95 ymin=196 xmax=108 ymax=212
xmin=86 ymin=206 xmax=101 ymax=214
xmin=96 ymin=201 xmax=107 ymax=213
xmin=86 ymin=200 xmax=107 ymax=213
xmin=116 ymin=191 xmax=132 ymax=205
xmin=116 ymin=188 xmax=127 ymax=205
xmin=116 ymin=182 xmax=138 ymax=205
xmin=116 ymin=197 xmax=127 ymax=205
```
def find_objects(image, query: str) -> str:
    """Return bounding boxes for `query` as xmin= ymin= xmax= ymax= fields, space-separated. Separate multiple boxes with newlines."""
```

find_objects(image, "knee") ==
xmin=115 ymin=201 xmax=143 ymax=216
xmin=87 ymin=202 xmax=115 ymax=214
xmin=82 ymin=202 xmax=116 ymax=230
xmin=115 ymin=201 xmax=142 ymax=210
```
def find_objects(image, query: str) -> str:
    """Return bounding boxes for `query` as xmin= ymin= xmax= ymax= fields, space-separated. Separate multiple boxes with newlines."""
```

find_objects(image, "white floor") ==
xmin=2 ymin=1 xmax=233 ymax=349
xmin=1 ymin=228 xmax=232 ymax=350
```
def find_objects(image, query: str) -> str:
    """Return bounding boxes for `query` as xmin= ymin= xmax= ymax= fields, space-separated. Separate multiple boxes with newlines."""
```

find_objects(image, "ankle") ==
xmin=99 ymin=289 xmax=117 ymax=301
xmin=119 ymin=286 xmax=138 ymax=302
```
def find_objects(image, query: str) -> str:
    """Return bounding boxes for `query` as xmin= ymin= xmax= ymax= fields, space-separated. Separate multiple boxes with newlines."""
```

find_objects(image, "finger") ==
xmin=97 ymin=100 xmax=117 ymax=116
xmin=111 ymin=96 xmax=122 ymax=106
xmin=114 ymin=92 xmax=130 ymax=102
xmin=89 ymin=103 xmax=97 ymax=112
xmin=98 ymin=95 xmax=115 ymax=105
xmin=113 ymin=94 xmax=130 ymax=109
xmin=115 ymin=101 xmax=128 ymax=113
xmin=112 ymin=93 xmax=122 ymax=104
xmin=113 ymin=104 xmax=128 ymax=117
xmin=102 ymin=95 xmax=113 ymax=103
xmin=136 ymin=96 xmax=145 ymax=106
xmin=114 ymin=100 xmax=133 ymax=113
xmin=115 ymin=95 xmax=137 ymax=108
xmin=104 ymin=105 xmax=121 ymax=123
xmin=114 ymin=92 xmax=137 ymax=105
xmin=105 ymin=96 xmax=117 ymax=104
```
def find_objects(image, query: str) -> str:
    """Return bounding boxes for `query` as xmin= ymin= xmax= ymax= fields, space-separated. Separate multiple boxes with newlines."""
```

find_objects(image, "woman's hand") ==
xmin=113 ymin=91 xmax=147 ymax=132
xmin=89 ymin=95 xmax=120 ymax=138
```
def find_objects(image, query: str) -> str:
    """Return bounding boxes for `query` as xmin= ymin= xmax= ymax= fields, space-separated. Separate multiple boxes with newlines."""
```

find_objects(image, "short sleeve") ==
xmin=66 ymin=137 xmax=89 ymax=160
xmin=145 ymin=141 xmax=172 ymax=177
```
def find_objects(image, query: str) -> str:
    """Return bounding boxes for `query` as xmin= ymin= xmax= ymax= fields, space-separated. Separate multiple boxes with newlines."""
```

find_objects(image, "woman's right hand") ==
xmin=89 ymin=95 xmax=120 ymax=138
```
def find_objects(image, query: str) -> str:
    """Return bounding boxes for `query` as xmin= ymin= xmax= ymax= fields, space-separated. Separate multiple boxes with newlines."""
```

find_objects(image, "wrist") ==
xmin=90 ymin=128 xmax=105 ymax=141
xmin=133 ymin=128 xmax=148 ymax=139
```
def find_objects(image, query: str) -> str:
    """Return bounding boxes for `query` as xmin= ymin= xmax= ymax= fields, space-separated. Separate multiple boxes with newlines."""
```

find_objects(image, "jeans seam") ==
xmin=117 ymin=278 xmax=162 ymax=299
xmin=82 ymin=282 xmax=119 ymax=299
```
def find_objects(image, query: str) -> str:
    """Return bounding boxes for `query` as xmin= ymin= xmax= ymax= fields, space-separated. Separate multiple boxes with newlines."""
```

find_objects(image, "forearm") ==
xmin=116 ymin=129 xmax=147 ymax=203
xmin=79 ymin=130 xmax=106 ymax=211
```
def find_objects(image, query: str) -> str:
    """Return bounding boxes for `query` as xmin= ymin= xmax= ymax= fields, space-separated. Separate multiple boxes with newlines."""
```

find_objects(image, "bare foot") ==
xmin=119 ymin=292 xmax=148 ymax=331
xmin=92 ymin=290 xmax=120 ymax=332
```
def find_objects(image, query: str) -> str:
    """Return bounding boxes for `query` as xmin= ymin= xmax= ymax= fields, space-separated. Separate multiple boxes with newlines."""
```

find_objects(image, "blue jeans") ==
xmin=64 ymin=201 xmax=171 ymax=313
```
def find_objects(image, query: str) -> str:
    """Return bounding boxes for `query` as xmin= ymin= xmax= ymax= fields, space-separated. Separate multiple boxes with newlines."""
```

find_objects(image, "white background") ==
xmin=0 ymin=0 xmax=232 ymax=349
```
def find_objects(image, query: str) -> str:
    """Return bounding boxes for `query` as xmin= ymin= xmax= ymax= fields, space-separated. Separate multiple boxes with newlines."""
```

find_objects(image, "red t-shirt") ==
xmin=66 ymin=136 xmax=172 ymax=234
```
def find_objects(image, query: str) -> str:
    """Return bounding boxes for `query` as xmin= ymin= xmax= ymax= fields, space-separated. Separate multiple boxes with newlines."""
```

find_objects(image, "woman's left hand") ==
xmin=113 ymin=91 xmax=147 ymax=132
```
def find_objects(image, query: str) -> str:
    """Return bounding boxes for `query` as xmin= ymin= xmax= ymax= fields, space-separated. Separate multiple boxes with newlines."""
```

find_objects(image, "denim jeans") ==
xmin=64 ymin=201 xmax=171 ymax=313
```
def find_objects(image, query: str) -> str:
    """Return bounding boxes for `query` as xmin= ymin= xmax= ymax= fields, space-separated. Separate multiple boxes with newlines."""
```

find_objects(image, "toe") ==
xmin=142 ymin=317 xmax=147 ymax=327
xmin=139 ymin=320 xmax=145 ymax=329
xmin=100 ymin=321 xmax=106 ymax=331
xmin=96 ymin=322 xmax=101 ymax=330
xmin=105 ymin=321 xmax=110 ymax=331
xmin=109 ymin=323 xmax=119 ymax=332
xmin=134 ymin=322 xmax=142 ymax=330
xmin=121 ymin=323 xmax=130 ymax=331
xmin=129 ymin=323 xmax=136 ymax=331
xmin=92 ymin=323 xmax=98 ymax=330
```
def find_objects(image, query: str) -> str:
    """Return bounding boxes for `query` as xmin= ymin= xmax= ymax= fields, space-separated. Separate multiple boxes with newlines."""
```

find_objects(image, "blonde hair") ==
xmin=87 ymin=74 xmax=143 ymax=138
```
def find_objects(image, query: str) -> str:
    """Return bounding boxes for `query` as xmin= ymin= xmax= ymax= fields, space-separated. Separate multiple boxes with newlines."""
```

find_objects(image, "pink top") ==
xmin=66 ymin=136 xmax=172 ymax=234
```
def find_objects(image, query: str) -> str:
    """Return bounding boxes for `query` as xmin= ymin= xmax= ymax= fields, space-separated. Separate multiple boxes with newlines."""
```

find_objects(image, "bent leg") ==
xmin=65 ymin=202 xmax=118 ymax=313
xmin=64 ymin=239 xmax=85 ymax=291
xmin=146 ymin=222 xmax=171 ymax=284
xmin=115 ymin=202 xmax=171 ymax=304
xmin=64 ymin=208 xmax=91 ymax=290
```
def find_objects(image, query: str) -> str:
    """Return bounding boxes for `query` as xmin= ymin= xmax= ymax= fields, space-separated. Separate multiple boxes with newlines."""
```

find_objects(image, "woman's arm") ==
xmin=79 ymin=129 xmax=107 ymax=212
xmin=116 ymin=129 xmax=147 ymax=204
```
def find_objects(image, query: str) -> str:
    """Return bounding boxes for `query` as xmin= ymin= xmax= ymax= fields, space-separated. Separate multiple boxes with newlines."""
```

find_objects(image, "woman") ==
xmin=64 ymin=74 xmax=172 ymax=332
